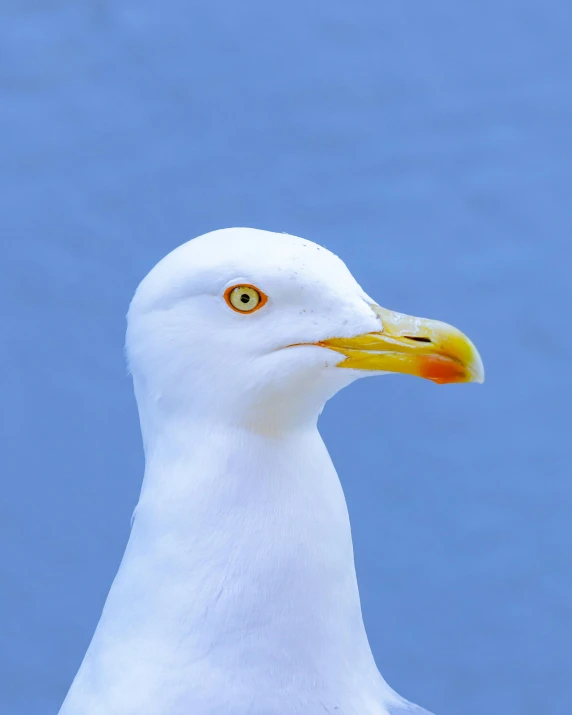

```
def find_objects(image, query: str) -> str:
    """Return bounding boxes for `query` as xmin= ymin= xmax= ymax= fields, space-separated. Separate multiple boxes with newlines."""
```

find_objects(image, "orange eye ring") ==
xmin=224 ymin=284 xmax=268 ymax=314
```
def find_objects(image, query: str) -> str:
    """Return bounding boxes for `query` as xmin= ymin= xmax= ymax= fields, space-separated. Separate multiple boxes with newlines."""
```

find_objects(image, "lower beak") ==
xmin=317 ymin=305 xmax=484 ymax=385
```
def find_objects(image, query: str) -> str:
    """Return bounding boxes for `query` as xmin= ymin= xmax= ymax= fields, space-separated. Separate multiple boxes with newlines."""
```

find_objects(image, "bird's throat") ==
xmin=62 ymin=422 xmax=383 ymax=713
xmin=133 ymin=422 xmax=365 ymax=653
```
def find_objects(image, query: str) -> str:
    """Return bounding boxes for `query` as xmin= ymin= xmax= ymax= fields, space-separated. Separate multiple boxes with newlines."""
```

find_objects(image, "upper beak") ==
xmin=316 ymin=305 xmax=484 ymax=385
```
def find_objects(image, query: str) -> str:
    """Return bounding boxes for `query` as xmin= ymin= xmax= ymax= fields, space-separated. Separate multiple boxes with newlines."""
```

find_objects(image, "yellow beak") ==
xmin=317 ymin=305 xmax=484 ymax=385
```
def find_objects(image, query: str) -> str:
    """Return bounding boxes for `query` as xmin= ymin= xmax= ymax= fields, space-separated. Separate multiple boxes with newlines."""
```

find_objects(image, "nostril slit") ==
xmin=405 ymin=336 xmax=432 ymax=343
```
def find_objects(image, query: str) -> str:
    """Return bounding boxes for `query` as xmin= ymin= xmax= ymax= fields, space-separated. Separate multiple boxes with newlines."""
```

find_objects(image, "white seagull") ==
xmin=59 ymin=228 xmax=484 ymax=715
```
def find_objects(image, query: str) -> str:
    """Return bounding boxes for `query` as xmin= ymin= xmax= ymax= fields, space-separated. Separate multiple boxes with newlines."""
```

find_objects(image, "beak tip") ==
xmin=469 ymin=350 xmax=485 ymax=384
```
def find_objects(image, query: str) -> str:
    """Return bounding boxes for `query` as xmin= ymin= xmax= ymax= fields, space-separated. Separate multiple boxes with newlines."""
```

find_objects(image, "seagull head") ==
xmin=127 ymin=228 xmax=484 ymax=434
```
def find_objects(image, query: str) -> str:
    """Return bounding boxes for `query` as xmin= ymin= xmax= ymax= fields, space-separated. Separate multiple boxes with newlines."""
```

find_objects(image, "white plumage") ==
xmin=60 ymin=228 xmax=483 ymax=715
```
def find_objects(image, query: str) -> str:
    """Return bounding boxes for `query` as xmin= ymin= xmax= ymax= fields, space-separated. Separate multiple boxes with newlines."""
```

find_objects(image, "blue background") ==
xmin=1 ymin=2 xmax=570 ymax=714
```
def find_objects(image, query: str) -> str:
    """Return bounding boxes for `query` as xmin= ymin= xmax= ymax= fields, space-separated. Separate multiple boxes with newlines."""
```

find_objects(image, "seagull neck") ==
xmin=116 ymin=415 xmax=375 ymax=675
xmin=62 ymin=413 xmax=391 ymax=715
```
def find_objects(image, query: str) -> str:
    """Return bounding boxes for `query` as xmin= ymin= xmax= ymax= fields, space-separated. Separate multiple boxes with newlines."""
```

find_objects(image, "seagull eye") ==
xmin=224 ymin=284 xmax=267 ymax=313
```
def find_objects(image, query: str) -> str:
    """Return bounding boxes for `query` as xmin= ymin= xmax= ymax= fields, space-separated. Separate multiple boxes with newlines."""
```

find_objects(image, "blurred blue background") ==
xmin=1 ymin=2 xmax=571 ymax=714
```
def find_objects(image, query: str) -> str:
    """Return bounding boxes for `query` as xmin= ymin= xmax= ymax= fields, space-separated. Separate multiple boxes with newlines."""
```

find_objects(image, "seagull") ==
xmin=59 ymin=228 xmax=484 ymax=715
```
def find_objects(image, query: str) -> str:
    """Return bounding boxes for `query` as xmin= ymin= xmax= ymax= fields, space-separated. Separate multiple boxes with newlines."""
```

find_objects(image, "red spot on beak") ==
xmin=419 ymin=356 xmax=467 ymax=385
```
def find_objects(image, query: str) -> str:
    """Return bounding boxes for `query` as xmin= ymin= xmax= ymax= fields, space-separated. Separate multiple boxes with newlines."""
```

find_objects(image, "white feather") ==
xmin=59 ymin=228 xmax=433 ymax=715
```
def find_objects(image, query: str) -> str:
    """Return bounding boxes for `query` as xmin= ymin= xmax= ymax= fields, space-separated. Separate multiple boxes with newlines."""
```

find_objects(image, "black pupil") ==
xmin=240 ymin=293 xmax=251 ymax=304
